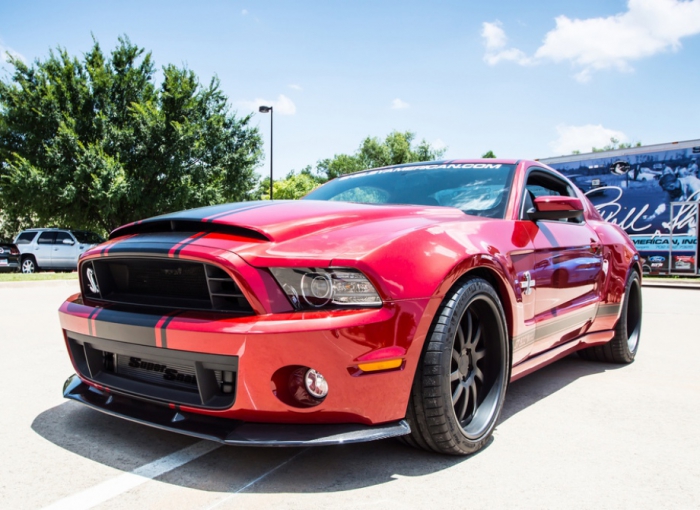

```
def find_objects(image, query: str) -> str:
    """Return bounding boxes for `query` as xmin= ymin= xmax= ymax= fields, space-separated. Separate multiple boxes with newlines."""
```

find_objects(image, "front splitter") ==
xmin=63 ymin=374 xmax=411 ymax=446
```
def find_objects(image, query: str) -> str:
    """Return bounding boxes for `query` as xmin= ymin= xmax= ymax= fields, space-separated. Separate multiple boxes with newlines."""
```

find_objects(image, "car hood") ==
xmin=109 ymin=200 xmax=473 ymax=265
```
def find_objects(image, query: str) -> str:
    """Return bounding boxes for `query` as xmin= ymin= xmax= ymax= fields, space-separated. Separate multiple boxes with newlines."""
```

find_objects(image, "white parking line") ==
xmin=204 ymin=448 xmax=309 ymax=510
xmin=41 ymin=440 xmax=221 ymax=510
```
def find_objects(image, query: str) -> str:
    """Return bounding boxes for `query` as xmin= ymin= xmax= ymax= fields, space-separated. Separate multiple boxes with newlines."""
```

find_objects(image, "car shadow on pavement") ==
xmin=31 ymin=355 xmax=622 ymax=494
xmin=499 ymin=354 xmax=626 ymax=424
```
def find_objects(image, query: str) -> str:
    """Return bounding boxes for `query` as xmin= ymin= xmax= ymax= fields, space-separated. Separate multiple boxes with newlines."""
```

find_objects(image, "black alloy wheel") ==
xmin=579 ymin=270 xmax=642 ymax=363
xmin=402 ymin=277 xmax=510 ymax=455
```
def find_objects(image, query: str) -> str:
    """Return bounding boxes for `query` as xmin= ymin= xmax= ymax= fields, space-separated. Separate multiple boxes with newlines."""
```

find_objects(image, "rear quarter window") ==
xmin=15 ymin=232 xmax=37 ymax=244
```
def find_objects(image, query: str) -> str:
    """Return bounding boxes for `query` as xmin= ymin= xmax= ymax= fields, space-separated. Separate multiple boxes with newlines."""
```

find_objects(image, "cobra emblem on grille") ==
xmin=86 ymin=267 xmax=100 ymax=294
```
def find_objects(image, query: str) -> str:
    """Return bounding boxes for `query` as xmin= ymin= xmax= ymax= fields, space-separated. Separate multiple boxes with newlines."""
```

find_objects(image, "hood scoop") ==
xmin=110 ymin=219 xmax=270 ymax=241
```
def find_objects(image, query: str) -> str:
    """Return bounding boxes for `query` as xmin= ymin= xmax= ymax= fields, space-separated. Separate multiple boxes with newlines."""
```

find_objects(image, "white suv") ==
xmin=14 ymin=229 xmax=104 ymax=273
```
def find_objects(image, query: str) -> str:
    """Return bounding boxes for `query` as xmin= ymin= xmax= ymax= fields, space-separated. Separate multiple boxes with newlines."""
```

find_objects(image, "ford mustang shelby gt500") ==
xmin=59 ymin=159 xmax=642 ymax=455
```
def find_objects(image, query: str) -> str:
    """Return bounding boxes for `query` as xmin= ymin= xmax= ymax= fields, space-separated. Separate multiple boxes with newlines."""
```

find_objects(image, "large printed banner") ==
xmin=630 ymin=233 xmax=697 ymax=251
xmin=546 ymin=146 xmax=699 ymax=274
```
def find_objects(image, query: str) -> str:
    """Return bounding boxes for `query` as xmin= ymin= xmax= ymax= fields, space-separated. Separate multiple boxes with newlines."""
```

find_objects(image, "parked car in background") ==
xmin=0 ymin=239 xmax=20 ymax=272
xmin=14 ymin=228 xmax=104 ymax=273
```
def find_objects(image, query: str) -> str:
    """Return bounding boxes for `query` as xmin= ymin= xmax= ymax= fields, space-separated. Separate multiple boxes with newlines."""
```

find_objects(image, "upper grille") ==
xmin=81 ymin=258 xmax=253 ymax=314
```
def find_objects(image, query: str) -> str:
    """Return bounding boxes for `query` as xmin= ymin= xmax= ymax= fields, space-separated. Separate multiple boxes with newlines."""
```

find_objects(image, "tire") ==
xmin=403 ymin=277 xmax=510 ymax=455
xmin=21 ymin=256 xmax=37 ymax=274
xmin=579 ymin=270 xmax=642 ymax=363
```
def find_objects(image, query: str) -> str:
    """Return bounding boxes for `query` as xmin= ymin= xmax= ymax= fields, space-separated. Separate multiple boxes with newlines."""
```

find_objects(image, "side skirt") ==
xmin=510 ymin=330 xmax=614 ymax=382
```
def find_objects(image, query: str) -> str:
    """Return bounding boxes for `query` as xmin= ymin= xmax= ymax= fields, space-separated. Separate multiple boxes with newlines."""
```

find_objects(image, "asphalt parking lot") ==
xmin=1 ymin=281 xmax=698 ymax=510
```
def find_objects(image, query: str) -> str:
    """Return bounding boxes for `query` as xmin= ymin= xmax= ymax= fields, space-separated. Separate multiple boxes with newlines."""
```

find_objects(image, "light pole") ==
xmin=259 ymin=105 xmax=273 ymax=200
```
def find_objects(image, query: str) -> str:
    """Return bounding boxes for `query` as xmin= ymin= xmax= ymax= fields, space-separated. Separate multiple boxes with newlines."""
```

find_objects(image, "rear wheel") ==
xmin=21 ymin=256 xmax=37 ymax=274
xmin=403 ymin=277 xmax=510 ymax=455
xmin=579 ymin=270 xmax=642 ymax=363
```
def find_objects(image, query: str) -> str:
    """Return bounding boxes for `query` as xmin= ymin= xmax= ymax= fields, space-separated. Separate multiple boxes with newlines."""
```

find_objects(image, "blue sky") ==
xmin=2 ymin=0 xmax=700 ymax=180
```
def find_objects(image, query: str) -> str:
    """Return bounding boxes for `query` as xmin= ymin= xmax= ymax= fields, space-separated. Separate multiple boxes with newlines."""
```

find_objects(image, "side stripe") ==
xmin=596 ymin=303 xmax=621 ymax=317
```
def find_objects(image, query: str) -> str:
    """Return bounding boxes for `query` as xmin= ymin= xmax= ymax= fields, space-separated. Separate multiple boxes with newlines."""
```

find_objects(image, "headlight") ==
xmin=269 ymin=267 xmax=382 ymax=310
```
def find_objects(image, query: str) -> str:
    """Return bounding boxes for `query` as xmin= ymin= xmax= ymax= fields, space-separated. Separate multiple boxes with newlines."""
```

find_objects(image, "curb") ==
xmin=642 ymin=280 xmax=700 ymax=290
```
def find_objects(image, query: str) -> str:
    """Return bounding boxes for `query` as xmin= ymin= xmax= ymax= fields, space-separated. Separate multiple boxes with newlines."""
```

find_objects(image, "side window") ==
xmin=37 ymin=232 xmax=56 ymax=244
xmin=55 ymin=231 xmax=73 ymax=244
xmin=522 ymin=170 xmax=581 ymax=223
xmin=15 ymin=232 xmax=37 ymax=244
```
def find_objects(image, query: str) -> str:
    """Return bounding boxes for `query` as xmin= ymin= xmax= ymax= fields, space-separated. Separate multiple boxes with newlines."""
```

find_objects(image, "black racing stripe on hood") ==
xmin=203 ymin=202 xmax=274 ymax=222
xmin=123 ymin=201 xmax=271 ymax=226
xmin=109 ymin=202 xmax=274 ymax=241
xmin=103 ymin=232 xmax=202 ymax=255
xmin=172 ymin=232 xmax=208 ymax=258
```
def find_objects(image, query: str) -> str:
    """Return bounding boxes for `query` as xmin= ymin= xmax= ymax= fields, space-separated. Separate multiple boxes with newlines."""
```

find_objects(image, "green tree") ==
xmin=316 ymin=130 xmax=446 ymax=180
xmin=481 ymin=150 xmax=496 ymax=158
xmin=0 ymin=36 xmax=262 ymax=237
xmin=252 ymin=166 xmax=323 ymax=200
xmin=590 ymin=137 xmax=642 ymax=153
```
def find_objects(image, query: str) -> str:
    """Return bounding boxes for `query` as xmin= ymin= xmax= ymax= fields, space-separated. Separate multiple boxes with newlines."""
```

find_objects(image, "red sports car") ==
xmin=59 ymin=159 xmax=642 ymax=455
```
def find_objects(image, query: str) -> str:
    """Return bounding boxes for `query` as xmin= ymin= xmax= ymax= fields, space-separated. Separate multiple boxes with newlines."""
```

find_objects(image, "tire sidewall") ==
xmin=618 ymin=271 xmax=642 ymax=359
xmin=438 ymin=278 xmax=510 ymax=452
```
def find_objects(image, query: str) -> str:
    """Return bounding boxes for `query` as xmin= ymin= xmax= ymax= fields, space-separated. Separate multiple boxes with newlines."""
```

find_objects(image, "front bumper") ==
xmin=63 ymin=375 xmax=410 ymax=446
xmin=59 ymin=292 xmax=435 ymax=426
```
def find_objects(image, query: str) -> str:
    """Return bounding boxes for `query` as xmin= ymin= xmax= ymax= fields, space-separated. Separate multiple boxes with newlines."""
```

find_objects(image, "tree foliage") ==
xmin=0 ymin=36 xmax=262 ymax=236
xmin=481 ymin=150 xmax=496 ymax=158
xmin=251 ymin=131 xmax=447 ymax=201
xmin=253 ymin=167 xmax=323 ymax=200
xmin=316 ymin=130 xmax=447 ymax=180
xmin=588 ymin=137 xmax=642 ymax=154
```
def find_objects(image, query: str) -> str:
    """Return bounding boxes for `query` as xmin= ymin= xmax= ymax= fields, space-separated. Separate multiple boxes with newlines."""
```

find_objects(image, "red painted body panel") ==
xmin=59 ymin=159 xmax=640 ymax=429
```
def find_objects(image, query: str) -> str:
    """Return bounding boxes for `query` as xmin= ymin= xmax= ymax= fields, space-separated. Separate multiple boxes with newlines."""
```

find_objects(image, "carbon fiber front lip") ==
xmin=63 ymin=374 xmax=411 ymax=446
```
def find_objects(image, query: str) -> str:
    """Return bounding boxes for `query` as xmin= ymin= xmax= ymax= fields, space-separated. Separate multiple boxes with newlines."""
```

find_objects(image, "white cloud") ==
xmin=482 ymin=0 xmax=700 ymax=81
xmin=239 ymin=94 xmax=297 ymax=115
xmin=432 ymin=138 xmax=447 ymax=151
xmin=0 ymin=42 xmax=25 ymax=63
xmin=391 ymin=98 xmax=410 ymax=109
xmin=241 ymin=9 xmax=248 ymax=15
xmin=482 ymin=21 xmax=533 ymax=66
xmin=550 ymin=124 xmax=628 ymax=155
xmin=288 ymin=84 xmax=302 ymax=91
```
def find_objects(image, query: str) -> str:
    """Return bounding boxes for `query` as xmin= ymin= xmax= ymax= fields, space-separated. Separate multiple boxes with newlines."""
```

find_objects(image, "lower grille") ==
xmin=67 ymin=332 xmax=238 ymax=409
xmin=115 ymin=355 xmax=222 ymax=391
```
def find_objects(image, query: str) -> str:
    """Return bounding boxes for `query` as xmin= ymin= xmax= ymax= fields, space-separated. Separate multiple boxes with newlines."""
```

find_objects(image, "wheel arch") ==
xmin=436 ymin=258 xmax=516 ymax=348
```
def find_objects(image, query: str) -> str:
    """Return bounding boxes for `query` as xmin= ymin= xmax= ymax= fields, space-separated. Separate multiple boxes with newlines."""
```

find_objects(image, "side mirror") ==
xmin=63 ymin=238 xmax=75 ymax=245
xmin=527 ymin=196 xmax=583 ymax=221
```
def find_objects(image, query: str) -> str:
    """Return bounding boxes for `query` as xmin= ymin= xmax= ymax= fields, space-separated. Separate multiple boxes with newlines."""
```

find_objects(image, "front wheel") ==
xmin=402 ymin=277 xmax=510 ymax=455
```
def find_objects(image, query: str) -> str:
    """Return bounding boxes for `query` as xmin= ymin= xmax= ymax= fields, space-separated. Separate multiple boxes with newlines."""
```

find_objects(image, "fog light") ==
xmin=304 ymin=368 xmax=328 ymax=399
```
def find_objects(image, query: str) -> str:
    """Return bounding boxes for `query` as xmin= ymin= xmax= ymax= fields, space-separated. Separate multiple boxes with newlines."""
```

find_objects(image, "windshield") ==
xmin=304 ymin=163 xmax=516 ymax=218
xmin=73 ymin=231 xmax=104 ymax=244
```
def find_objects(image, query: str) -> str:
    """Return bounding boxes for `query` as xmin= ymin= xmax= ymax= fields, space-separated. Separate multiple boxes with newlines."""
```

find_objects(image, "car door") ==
xmin=523 ymin=169 xmax=604 ymax=355
xmin=53 ymin=231 xmax=78 ymax=269
xmin=35 ymin=231 xmax=56 ymax=268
